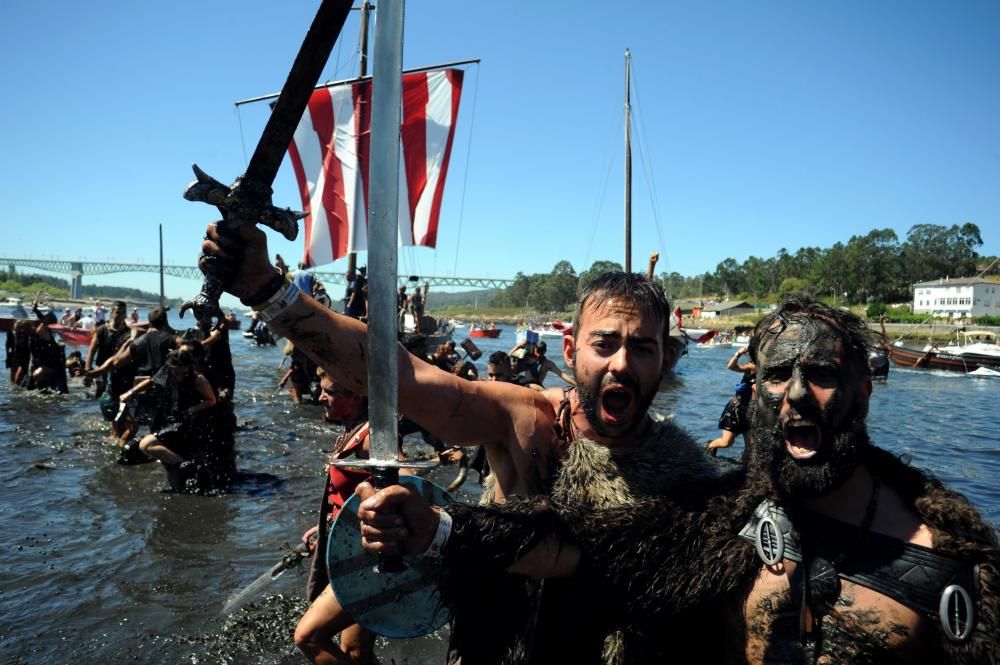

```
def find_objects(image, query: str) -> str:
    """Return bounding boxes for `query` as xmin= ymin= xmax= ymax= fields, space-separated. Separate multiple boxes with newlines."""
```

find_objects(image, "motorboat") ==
xmin=48 ymin=324 xmax=94 ymax=347
xmin=469 ymin=325 xmax=501 ymax=339
xmin=520 ymin=321 xmax=571 ymax=338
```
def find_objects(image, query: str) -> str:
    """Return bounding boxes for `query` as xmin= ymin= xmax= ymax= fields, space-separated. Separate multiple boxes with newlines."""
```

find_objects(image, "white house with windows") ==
xmin=912 ymin=277 xmax=1000 ymax=319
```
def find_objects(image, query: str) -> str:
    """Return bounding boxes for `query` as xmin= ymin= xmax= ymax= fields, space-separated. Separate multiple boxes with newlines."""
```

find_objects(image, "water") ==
xmin=1 ymin=318 xmax=997 ymax=663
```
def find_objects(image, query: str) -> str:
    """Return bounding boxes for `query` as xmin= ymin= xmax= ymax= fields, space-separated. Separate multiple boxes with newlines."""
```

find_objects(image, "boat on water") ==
xmin=520 ymin=321 xmax=571 ymax=338
xmin=888 ymin=330 xmax=1000 ymax=373
xmin=468 ymin=324 xmax=501 ymax=339
xmin=48 ymin=324 xmax=94 ymax=347
xmin=696 ymin=337 xmax=732 ymax=349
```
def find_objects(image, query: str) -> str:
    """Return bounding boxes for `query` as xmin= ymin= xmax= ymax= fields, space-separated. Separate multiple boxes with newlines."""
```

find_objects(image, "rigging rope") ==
xmin=452 ymin=62 xmax=481 ymax=277
xmin=582 ymin=113 xmax=621 ymax=269
xmin=630 ymin=58 xmax=670 ymax=277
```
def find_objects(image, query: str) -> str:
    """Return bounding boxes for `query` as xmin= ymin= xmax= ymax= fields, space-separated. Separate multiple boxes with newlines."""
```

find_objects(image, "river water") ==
xmin=1 ymin=315 xmax=997 ymax=664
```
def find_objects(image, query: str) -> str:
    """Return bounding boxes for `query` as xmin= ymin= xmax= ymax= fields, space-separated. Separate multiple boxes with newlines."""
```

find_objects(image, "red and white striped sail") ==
xmin=287 ymin=69 xmax=464 ymax=267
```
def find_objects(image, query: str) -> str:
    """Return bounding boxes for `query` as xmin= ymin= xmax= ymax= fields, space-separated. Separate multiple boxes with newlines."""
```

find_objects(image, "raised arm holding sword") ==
xmin=191 ymin=1 xmax=712 ymax=661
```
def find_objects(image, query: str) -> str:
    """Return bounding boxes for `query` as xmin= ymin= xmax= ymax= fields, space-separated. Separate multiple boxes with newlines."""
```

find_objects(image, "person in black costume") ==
xmin=122 ymin=342 xmax=217 ymax=491
xmin=706 ymin=345 xmax=756 ymax=463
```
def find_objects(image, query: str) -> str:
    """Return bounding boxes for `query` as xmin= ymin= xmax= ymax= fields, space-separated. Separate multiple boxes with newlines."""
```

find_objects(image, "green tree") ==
xmin=844 ymin=229 xmax=902 ymax=303
xmin=547 ymin=260 xmax=578 ymax=311
xmin=715 ymin=258 xmax=744 ymax=298
xmin=578 ymin=260 xmax=623 ymax=291
xmin=777 ymin=277 xmax=810 ymax=300
xmin=901 ymin=223 xmax=983 ymax=285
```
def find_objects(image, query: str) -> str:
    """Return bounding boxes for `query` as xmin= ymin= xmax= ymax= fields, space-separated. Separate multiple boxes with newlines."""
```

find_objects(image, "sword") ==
xmin=330 ymin=0 xmax=437 ymax=573
xmin=221 ymin=540 xmax=311 ymax=615
xmin=181 ymin=0 xmax=354 ymax=320
xmin=323 ymin=2 xmax=448 ymax=637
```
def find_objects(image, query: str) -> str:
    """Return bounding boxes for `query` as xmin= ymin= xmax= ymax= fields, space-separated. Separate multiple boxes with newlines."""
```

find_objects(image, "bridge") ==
xmin=1 ymin=257 xmax=515 ymax=299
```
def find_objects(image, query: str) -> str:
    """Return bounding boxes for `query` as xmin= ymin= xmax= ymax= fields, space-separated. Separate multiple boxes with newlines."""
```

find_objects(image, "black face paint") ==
xmin=750 ymin=318 xmax=869 ymax=498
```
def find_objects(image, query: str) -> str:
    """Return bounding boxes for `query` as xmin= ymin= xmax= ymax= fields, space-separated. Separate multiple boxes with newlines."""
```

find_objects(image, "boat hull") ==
xmin=49 ymin=325 xmax=94 ymax=347
xmin=889 ymin=343 xmax=1000 ymax=373
xmin=469 ymin=329 xmax=501 ymax=338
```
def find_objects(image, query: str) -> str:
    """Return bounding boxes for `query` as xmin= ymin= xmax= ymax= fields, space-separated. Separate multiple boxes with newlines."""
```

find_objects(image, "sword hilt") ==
xmin=370 ymin=466 xmax=407 ymax=574
xmin=179 ymin=275 xmax=225 ymax=321
xmin=184 ymin=164 xmax=305 ymax=319
xmin=184 ymin=164 xmax=304 ymax=241
xmin=271 ymin=540 xmax=312 ymax=578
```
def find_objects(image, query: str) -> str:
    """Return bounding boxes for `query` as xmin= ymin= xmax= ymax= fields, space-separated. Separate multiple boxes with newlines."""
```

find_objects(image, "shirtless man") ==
xmin=485 ymin=350 xmax=513 ymax=382
xmin=86 ymin=301 xmax=133 ymax=437
xmin=509 ymin=339 xmax=576 ymax=389
xmin=199 ymin=222 xmax=711 ymax=662
xmin=360 ymin=296 xmax=999 ymax=664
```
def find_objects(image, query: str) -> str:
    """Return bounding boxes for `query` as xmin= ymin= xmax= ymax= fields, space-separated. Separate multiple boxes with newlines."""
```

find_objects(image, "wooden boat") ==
xmin=888 ymin=331 xmax=1000 ymax=373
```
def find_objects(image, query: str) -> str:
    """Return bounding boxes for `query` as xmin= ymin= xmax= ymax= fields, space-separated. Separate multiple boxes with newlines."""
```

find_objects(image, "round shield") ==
xmin=328 ymin=475 xmax=452 ymax=638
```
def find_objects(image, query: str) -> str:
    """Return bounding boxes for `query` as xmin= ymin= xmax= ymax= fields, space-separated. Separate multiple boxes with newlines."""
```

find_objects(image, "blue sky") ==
xmin=1 ymin=1 xmax=997 ymax=305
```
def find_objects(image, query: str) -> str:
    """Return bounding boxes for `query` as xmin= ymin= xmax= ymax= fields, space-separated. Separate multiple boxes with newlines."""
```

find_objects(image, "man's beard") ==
xmin=748 ymin=399 xmax=870 ymax=498
xmin=575 ymin=363 xmax=657 ymax=439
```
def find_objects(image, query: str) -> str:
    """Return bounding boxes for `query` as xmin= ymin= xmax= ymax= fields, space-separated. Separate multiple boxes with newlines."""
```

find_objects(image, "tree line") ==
xmin=490 ymin=223 xmax=994 ymax=312
xmin=0 ymin=267 xmax=168 ymax=304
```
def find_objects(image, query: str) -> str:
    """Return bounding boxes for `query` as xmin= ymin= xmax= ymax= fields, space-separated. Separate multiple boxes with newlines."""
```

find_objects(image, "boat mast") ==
xmin=158 ymin=224 xmax=165 ymax=308
xmin=624 ymin=48 xmax=632 ymax=273
xmin=346 ymin=0 xmax=372 ymax=278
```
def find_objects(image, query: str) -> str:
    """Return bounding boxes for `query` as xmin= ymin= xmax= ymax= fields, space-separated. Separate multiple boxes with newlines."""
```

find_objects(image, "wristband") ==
xmin=241 ymin=272 xmax=286 ymax=307
xmin=253 ymin=281 xmax=301 ymax=322
xmin=424 ymin=508 xmax=452 ymax=559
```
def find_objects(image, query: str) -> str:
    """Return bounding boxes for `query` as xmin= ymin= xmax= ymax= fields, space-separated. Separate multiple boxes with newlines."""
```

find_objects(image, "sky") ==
xmin=1 ymin=1 xmax=998 ymax=306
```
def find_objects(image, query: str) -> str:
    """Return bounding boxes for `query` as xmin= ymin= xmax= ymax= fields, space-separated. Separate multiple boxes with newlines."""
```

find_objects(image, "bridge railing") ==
xmin=1 ymin=258 xmax=513 ymax=290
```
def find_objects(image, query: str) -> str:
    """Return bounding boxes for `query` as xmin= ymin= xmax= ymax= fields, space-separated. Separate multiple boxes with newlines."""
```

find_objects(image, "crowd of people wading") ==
xmin=5 ymin=242 xmax=999 ymax=665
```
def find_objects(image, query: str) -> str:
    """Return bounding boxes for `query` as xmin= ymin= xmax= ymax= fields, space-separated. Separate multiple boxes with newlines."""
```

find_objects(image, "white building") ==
xmin=912 ymin=277 xmax=1000 ymax=319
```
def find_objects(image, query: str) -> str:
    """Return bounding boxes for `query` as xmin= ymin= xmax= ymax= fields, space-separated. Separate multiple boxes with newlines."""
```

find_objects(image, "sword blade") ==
xmin=365 ymin=0 xmax=405 ymax=467
xmin=244 ymin=0 xmax=354 ymax=189
xmin=221 ymin=567 xmax=282 ymax=615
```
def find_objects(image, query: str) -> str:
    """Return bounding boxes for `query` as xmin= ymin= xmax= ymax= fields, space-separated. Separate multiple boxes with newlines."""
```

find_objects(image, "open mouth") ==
xmin=784 ymin=422 xmax=821 ymax=460
xmin=601 ymin=387 xmax=633 ymax=422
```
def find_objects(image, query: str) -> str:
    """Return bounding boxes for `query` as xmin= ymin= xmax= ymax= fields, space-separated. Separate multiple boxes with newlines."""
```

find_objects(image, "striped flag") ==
xmin=287 ymin=69 xmax=464 ymax=267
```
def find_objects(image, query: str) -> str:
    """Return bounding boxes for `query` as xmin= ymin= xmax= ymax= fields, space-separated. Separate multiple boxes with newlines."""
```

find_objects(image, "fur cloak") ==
xmin=442 ymin=444 xmax=998 ymax=664
xmin=552 ymin=445 xmax=1000 ymax=664
xmin=440 ymin=419 xmax=719 ymax=665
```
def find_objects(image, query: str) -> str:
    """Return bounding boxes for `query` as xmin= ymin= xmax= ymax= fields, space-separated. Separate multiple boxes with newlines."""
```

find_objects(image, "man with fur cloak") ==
xmin=198 ymin=223 xmax=717 ymax=663
xmin=359 ymin=296 xmax=999 ymax=664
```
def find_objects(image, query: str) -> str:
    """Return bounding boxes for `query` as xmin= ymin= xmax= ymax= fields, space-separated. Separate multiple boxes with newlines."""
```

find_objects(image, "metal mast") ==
xmin=624 ymin=48 xmax=632 ymax=273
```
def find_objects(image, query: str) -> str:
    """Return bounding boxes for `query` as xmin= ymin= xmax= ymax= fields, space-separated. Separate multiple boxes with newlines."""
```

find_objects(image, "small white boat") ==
xmin=697 ymin=339 xmax=733 ymax=349
xmin=969 ymin=366 xmax=1000 ymax=378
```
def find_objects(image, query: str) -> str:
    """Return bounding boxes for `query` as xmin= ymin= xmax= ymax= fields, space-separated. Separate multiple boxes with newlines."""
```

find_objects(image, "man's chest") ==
xmin=742 ymin=562 xmax=930 ymax=665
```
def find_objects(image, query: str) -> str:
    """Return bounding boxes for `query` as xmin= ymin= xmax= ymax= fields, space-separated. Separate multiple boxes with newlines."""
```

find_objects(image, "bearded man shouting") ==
xmin=360 ymin=296 xmax=998 ymax=664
